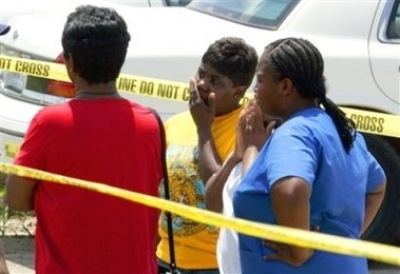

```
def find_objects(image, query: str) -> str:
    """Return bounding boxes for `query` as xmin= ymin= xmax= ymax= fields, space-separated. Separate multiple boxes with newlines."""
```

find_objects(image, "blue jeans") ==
xmin=158 ymin=259 xmax=220 ymax=274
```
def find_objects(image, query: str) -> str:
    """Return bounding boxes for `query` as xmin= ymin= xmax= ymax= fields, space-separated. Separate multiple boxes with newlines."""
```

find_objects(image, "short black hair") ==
xmin=61 ymin=5 xmax=131 ymax=83
xmin=201 ymin=37 xmax=258 ymax=88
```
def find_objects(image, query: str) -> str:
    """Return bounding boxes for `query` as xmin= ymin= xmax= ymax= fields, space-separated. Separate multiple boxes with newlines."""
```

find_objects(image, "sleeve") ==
xmin=265 ymin=131 xmax=319 ymax=188
xmin=13 ymin=113 xmax=48 ymax=170
xmin=365 ymin=151 xmax=385 ymax=193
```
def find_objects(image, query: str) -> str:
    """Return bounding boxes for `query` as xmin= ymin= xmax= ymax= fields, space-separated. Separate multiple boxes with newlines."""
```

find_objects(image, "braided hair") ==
xmin=263 ymin=38 xmax=356 ymax=153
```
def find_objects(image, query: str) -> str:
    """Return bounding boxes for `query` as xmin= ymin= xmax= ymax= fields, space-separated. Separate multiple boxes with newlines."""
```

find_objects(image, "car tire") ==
xmin=361 ymin=133 xmax=400 ymax=245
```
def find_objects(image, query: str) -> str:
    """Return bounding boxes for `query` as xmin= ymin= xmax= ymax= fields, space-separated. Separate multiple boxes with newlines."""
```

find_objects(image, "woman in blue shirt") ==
xmin=232 ymin=37 xmax=386 ymax=274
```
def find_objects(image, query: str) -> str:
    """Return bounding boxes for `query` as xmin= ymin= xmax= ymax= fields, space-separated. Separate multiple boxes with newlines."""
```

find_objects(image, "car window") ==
xmin=387 ymin=0 xmax=400 ymax=39
xmin=164 ymin=0 xmax=192 ymax=6
xmin=187 ymin=0 xmax=300 ymax=30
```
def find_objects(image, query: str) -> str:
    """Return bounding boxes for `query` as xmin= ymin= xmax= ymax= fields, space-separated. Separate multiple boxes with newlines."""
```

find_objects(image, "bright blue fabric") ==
xmin=233 ymin=107 xmax=385 ymax=274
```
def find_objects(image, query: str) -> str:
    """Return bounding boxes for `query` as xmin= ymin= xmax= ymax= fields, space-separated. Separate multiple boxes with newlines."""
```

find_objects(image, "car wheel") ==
xmin=361 ymin=133 xmax=400 ymax=245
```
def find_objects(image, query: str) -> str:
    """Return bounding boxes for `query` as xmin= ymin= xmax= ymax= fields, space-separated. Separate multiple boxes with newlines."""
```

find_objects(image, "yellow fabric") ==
xmin=157 ymin=106 xmax=244 ymax=269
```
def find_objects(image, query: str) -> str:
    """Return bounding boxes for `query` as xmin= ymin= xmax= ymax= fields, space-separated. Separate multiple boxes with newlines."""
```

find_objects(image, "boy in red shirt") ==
xmin=6 ymin=6 xmax=162 ymax=273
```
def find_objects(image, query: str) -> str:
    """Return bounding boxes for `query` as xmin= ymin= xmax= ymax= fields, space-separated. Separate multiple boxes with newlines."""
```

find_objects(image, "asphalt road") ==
xmin=369 ymin=261 xmax=400 ymax=274
xmin=3 ymin=236 xmax=400 ymax=274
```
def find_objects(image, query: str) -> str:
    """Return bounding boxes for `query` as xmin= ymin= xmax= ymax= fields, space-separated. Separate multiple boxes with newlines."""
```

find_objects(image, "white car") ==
xmin=0 ymin=0 xmax=189 ymax=24
xmin=0 ymin=0 xmax=400 ymax=246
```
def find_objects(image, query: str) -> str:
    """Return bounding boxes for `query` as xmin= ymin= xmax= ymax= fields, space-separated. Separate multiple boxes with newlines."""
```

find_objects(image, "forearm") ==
xmin=205 ymin=155 xmax=241 ymax=212
xmin=271 ymin=178 xmax=312 ymax=266
xmin=197 ymin=127 xmax=222 ymax=183
xmin=6 ymin=175 xmax=37 ymax=211
xmin=242 ymin=145 xmax=259 ymax=175
xmin=361 ymin=181 xmax=386 ymax=234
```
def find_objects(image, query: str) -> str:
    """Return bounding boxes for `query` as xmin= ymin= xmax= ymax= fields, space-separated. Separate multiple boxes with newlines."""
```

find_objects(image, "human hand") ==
xmin=263 ymin=226 xmax=319 ymax=266
xmin=189 ymin=78 xmax=215 ymax=130
xmin=263 ymin=241 xmax=313 ymax=267
xmin=233 ymin=99 xmax=276 ymax=159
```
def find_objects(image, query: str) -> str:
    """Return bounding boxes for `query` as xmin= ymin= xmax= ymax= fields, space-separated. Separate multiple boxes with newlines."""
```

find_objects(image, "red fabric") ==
xmin=14 ymin=98 xmax=162 ymax=274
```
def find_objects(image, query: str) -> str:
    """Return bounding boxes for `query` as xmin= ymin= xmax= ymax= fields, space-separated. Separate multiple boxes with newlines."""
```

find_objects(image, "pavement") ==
xmin=3 ymin=236 xmax=34 ymax=274
xmin=3 ymin=235 xmax=400 ymax=274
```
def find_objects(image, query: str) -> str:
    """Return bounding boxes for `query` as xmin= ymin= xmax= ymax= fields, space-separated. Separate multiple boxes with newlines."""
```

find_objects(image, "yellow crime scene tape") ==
xmin=1 ymin=162 xmax=400 ymax=266
xmin=1 ymin=55 xmax=400 ymax=138
xmin=2 ymin=56 xmax=400 ymax=265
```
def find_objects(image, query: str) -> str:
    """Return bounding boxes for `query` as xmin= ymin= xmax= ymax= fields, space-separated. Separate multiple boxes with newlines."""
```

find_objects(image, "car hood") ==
xmin=0 ymin=7 xmax=274 ymax=63
xmin=0 ymin=7 xmax=280 ymax=120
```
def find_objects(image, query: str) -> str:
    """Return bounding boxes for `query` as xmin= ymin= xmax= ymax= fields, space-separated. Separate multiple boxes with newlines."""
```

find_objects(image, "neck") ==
xmin=283 ymin=99 xmax=318 ymax=121
xmin=76 ymin=90 xmax=121 ymax=99
xmin=75 ymin=82 xmax=121 ymax=99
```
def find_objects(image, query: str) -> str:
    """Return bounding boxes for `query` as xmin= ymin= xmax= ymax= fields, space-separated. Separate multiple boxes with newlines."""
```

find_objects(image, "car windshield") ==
xmin=187 ymin=0 xmax=300 ymax=29
xmin=165 ymin=0 xmax=192 ymax=6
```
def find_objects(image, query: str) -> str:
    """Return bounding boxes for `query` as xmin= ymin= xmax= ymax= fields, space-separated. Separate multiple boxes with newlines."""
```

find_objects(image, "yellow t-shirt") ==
xmin=157 ymin=106 xmax=244 ymax=269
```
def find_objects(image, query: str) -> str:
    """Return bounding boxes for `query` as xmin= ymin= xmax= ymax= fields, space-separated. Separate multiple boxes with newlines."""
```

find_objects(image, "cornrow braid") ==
xmin=266 ymin=38 xmax=356 ymax=153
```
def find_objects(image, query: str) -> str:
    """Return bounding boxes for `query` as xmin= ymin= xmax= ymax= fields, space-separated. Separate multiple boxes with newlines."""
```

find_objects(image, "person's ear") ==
xmin=280 ymin=78 xmax=294 ymax=96
xmin=64 ymin=54 xmax=77 ymax=80
xmin=233 ymin=86 xmax=247 ymax=101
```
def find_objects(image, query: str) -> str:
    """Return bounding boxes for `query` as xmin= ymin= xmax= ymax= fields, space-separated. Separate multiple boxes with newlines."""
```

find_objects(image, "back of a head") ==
xmin=61 ymin=5 xmax=131 ymax=83
xmin=201 ymin=37 xmax=258 ymax=88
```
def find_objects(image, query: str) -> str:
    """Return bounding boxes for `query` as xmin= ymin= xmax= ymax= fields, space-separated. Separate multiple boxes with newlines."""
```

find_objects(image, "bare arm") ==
xmin=242 ymin=145 xmax=260 ymax=176
xmin=205 ymin=155 xmax=241 ymax=212
xmin=361 ymin=179 xmax=386 ymax=235
xmin=197 ymin=126 xmax=223 ymax=183
xmin=205 ymin=100 xmax=276 ymax=212
xmin=265 ymin=177 xmax=313 ymax=266
xmin=6 ymin=175 xmax=37 ymax=211
xmin=189 ymin=78 xmax=222 ymax=183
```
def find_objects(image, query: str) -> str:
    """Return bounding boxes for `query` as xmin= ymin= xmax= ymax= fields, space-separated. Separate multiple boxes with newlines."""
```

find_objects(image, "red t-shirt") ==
xmin=14 ymin=98 xmax=162 ymax=274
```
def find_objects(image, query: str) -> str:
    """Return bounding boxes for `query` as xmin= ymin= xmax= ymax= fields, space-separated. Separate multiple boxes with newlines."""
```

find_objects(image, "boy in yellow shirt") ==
xmin=157 ymin=37 xmax=258 ymax=274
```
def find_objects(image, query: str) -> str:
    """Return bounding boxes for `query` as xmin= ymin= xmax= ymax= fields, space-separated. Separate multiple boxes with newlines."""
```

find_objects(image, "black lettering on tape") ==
xmin=139 ymin=81 xmax=154 ymax=95
xmin=377 ymin=118 xmax=384 ymax=133
xmin=362 ymin=116 xmax=370 ymax=131
xmin=370 ymin=117 xmax=379 ymax=132
xmin=118 ymin=77 xmax=137 ymax=93
xmin=157 ymin=84 xmax=179 ymax=99
xmin=29 ymin=63 xmax=37 ymax=75
xmin=30 ymin=63 xmax=45 ymax=76
xmin=350 ymin=114 xmax=384 ymax=133
xmin=0 ymin=58 xmax=11 ymax=70
xmin=182 ymin=87 xmax=190 ymax=101
xmin=43 ymin=65 xmax=50 ymax=77
xmin=21 ymin=62 xmax=30 ymax=74
xmin=14 ymin=61 xmax=48 ymax=77
xmin=15 ymin=61 xmax=23 ymax=73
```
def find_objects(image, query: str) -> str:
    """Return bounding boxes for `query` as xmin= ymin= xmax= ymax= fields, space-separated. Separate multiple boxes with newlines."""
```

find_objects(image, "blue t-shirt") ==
xmin=233 ymin=108 xmax=385 ymax=274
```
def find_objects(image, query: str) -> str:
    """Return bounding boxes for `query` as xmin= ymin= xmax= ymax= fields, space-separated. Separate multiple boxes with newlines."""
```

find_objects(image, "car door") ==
xmin=369 ymin=0 xmax=400 ymax=106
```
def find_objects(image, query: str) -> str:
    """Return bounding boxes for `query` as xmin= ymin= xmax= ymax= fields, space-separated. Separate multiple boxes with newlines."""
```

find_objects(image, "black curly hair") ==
xmin=201 ymin=37 xmax=258 ymax=88
xmin=61 ymin=5 xmax=131 ymax=83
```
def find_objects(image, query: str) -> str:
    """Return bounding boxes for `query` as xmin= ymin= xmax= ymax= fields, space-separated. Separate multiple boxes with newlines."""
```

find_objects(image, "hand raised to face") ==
xmin=233 ymin=99 xmax=276 ymax=159
xmin=189 ymin=78 xmax=216 ymax=130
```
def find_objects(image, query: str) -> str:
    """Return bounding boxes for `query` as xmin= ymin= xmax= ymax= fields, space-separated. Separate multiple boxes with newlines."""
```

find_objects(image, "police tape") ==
xmin=341 ymin=107 xmax=400 ymax=138
xmin=1 ymin=55 xmax=400 ymax=138
xmin=1 ymin=162 xmax=400 ymax=266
